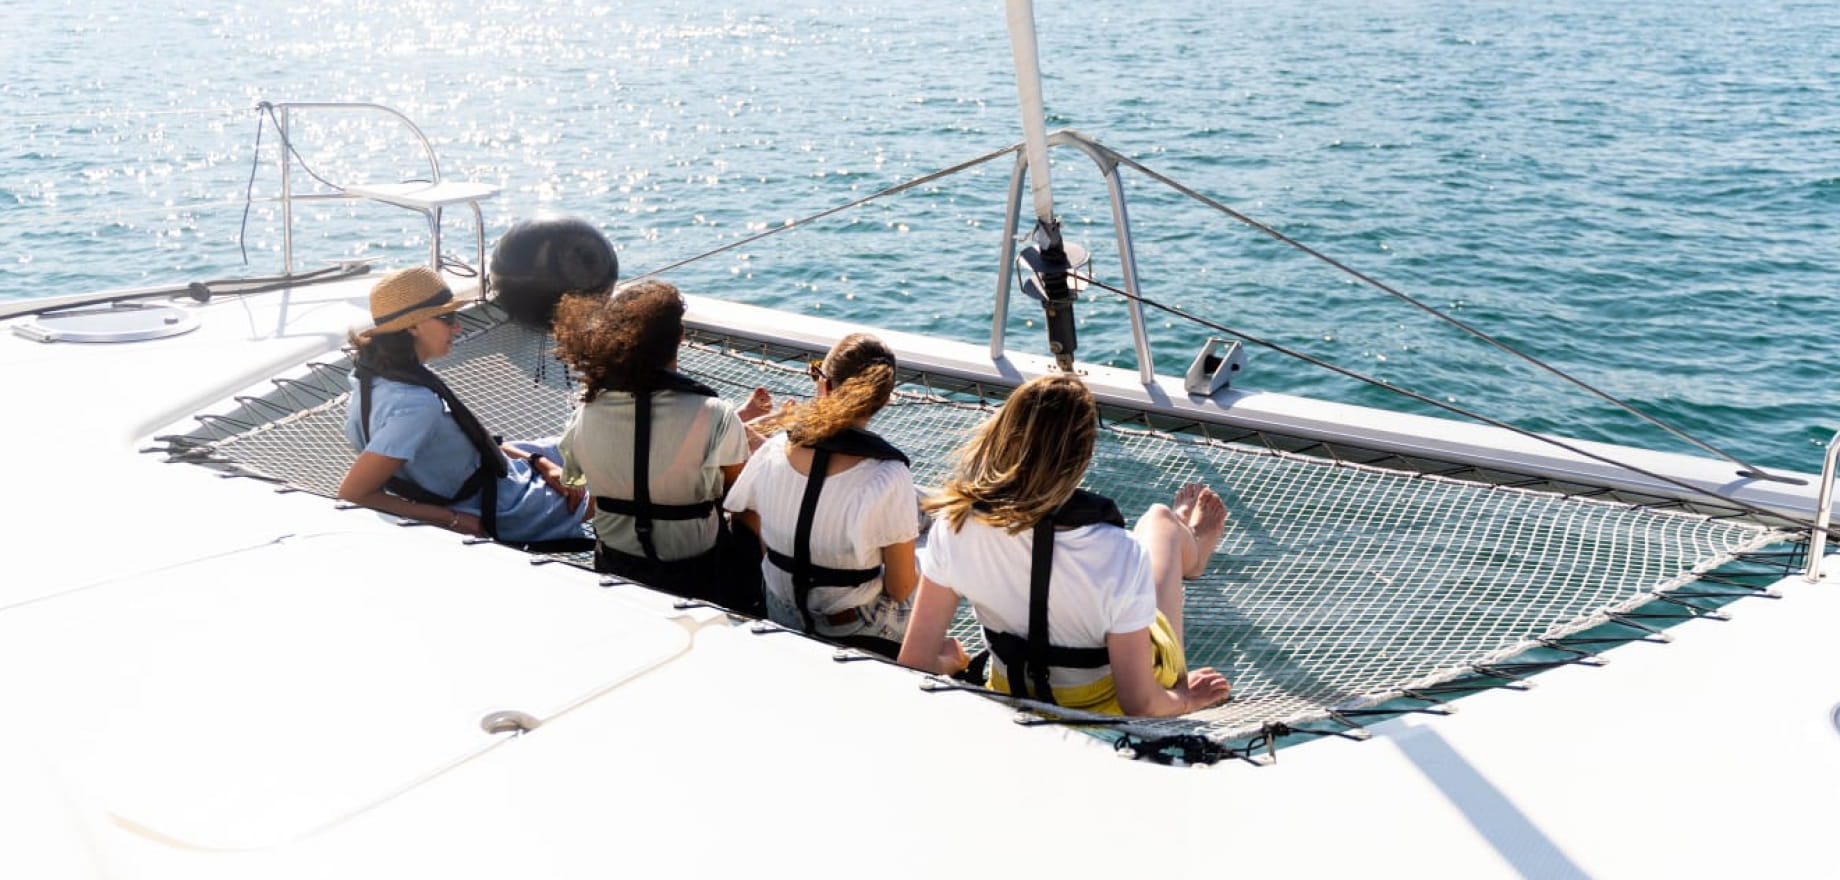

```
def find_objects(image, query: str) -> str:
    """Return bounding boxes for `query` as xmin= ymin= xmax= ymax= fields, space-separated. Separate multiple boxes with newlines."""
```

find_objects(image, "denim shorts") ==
xmin=766 ymin=590 xmax=910 ymax=644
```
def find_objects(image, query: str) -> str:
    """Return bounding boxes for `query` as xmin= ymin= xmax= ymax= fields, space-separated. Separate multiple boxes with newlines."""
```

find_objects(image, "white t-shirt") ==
xmin=725 ymin=431 xmax=919 ymax=623
xmin=562 ymin=388 xmax=748 ymax=561
xmin=919 ymin=511 xmax=1158 ymax=689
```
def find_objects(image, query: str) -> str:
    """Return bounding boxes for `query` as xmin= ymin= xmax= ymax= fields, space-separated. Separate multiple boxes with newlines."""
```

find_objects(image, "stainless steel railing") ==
xmin=264 ymin=101 xmax=448 ymax=273
xmin=990 ymin=129 xmax=1156 ymax=385
xmin=1805 ymin=429 xmax=1840 ymax=582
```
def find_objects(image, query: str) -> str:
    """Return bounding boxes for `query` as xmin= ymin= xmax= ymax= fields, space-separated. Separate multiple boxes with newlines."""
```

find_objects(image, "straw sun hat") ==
xmin=362 ymin=266 xmax=473 ymax=337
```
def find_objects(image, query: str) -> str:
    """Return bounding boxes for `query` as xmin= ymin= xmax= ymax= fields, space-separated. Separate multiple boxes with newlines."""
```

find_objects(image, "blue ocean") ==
xmin=3 ymin=0 xmax=1836 ymax=473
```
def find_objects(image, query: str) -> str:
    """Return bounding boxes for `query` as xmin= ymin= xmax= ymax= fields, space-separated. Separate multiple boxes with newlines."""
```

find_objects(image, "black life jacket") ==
xmin=591 ymin=369 xmax=721 ymax=562
xmin=982 ymin=489 xmax=1126 ymax=705
xmin=355 ymin=361 xmax=505 ymax=539
xmin=761 ymin=428 xmax=910 ymax=633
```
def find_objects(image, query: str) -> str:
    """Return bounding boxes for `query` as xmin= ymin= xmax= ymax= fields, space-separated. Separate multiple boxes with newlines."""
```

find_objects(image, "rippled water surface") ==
xmin=3 ymin=0 xmax=1837 ymax=471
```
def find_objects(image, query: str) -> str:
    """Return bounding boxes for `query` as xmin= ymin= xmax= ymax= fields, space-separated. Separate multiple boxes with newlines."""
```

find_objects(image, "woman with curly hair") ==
xmin=725 ymin=334 xmax=919 ymax=658
xmin=339 ymin=266 xmax=588 ymax=544
xmin=553 ymin=279 xmax=756 ymax=604
xmin=897 ymin=372 xmax=1232 ymax=717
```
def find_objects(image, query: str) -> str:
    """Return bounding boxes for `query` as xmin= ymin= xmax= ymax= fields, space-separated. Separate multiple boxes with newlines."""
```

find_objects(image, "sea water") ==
xmin=2 ymin=0 xmax=1836 ymax=473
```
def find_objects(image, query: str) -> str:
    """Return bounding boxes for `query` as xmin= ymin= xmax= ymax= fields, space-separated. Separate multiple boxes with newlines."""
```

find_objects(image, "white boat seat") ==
xmin=342 ymin=180 xmax=500 ymax=272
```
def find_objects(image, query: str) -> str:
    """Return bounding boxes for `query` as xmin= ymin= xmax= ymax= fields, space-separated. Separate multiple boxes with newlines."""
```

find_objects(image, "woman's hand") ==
xmin=738 ymin=387 xmax=775 ymax=454
xmin=531 ymin=457 xmax=585 ymax=509
xmin=341 ymin=452 xmax=490 ymax=537
xmin=1110 ymin=630 xmax=1231 ymax=717
xmin=737 ymin=386 xmax=774 ymax=422
xmin=1183 ymin=667 xmax=1232 ymax=712
xmin=935 ymin=636 xmax=971 ymax=676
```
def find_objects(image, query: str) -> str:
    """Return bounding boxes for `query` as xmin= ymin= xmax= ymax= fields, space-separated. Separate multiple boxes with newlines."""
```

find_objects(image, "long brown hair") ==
xmin=925 ymin=372 xmax=1098 ymax=534
xmin=553 ymin=279 xmax=685 ymax=401
xmin=757 ymin=333 xmax=897 ymax=446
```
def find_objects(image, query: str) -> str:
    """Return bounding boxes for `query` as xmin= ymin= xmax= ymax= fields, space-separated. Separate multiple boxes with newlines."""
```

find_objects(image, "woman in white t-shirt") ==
xmin=727 ymin=334 xmax=919 ymax=658
xmin=897 ymin=373 xmax=1232 ymax=717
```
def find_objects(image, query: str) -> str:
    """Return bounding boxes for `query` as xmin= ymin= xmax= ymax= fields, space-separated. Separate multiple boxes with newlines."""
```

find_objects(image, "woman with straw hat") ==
xmin=338 ymin=266 xmax=589 ymax=544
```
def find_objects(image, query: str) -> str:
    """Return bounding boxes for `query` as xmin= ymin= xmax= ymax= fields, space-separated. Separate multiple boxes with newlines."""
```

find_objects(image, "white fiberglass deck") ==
xmin=1 ymin=275 xmax=1836 ymax=879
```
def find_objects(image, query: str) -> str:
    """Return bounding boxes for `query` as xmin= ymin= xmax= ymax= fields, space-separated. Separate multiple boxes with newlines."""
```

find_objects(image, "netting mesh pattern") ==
xmin=179 ymin=315 xmax=1786 ymax=744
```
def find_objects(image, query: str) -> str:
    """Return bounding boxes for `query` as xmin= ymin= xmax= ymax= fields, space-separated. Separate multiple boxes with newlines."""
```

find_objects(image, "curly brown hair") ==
xmin=552 ymin=279 xmax=686 ymax=401
xmin=755 ymin=333 xmax=897 ymax=446
xmin=924 ymin=372 xmax=1098 ymax=534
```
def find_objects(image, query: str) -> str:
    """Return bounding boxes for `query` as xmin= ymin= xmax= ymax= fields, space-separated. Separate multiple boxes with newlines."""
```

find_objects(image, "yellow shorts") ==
xmin=987 ymin=610 xmax=1186 ymax=716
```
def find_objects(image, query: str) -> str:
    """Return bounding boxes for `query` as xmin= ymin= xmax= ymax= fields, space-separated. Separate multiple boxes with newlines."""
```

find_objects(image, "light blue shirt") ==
xmin=345 ymin=374 xmax=586 ymax=543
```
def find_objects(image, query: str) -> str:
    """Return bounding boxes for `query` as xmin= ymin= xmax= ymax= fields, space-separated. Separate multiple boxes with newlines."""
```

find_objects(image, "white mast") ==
xmin=1003 ymin=0 xmax=1083 ymax=371
xmin=1005 ymin=0 xmax=1056 ymax=224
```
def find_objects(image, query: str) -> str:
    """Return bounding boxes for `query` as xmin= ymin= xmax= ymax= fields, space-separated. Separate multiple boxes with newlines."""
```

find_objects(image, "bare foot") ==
xmin=738 ymin=387 xmax=773 ymax=423
xmin=1172 ymin=482 xmax=1227 ymax=579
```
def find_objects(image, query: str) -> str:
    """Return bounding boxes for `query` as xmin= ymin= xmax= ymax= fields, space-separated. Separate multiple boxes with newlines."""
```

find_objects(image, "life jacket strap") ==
xmin=809 ymin=427 xmax=910 ymax=465
xmin=630 ymin=390 xmax=660 ymax=561
xmin=594 ymin=496 xmax=717 ymax=520
xmin=981 ymin=628 xmax=1109 ymax=671
xmin=983 ymin=488 xmax=1128 ymax=704
xmin=1022 ymin=516 xmax=1057 ymax=703
xmin=763 ymin=548 xmax=881 ymax=588
xmin=767 ymin=433 xmax=908 ymax=633
xmin=789 ymin=446 xmax=835 ymax=633
xmin=599 ymin=377 xmax=723 ymax=562
xmin=358 ymin=369 xmax=498 ymax=538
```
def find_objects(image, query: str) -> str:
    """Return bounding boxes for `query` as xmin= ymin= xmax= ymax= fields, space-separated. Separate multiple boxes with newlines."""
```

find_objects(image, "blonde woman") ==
xmin=897 ymin=373 xmax=1232 ymax=717
xmin=726 ymin=334 xmax=919 ymax=658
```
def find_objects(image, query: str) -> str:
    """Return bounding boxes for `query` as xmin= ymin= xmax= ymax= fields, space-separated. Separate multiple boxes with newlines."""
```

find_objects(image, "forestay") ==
xmin=159 ymin=311 xmax=1791 ymax=757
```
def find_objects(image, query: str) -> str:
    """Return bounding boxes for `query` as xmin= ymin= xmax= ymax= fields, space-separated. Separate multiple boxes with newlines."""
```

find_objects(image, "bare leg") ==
xmin=1133 ymin=504 xmax=1190 ymax=640
xmin=1134 ymin=484 xmax=1229 ymax=644
xmin=1173 ymin=482 xmax=1228 ymax=579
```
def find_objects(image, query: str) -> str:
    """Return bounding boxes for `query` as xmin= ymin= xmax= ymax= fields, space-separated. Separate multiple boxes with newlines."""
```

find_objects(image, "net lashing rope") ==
xmin=163 ymin=314 xmax=1790 ymax=751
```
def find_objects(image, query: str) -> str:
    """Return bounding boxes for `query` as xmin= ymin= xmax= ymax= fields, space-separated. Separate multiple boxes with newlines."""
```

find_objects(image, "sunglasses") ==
xmin=807 ymin=360 xmax=827 ymax=382
xmin=434 ymin=312 xmax=461 ymax=327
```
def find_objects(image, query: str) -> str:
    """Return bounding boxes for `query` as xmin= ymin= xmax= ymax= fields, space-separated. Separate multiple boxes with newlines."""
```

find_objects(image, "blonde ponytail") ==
xmin=758 ymin=333 xmax=898 ymax=445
